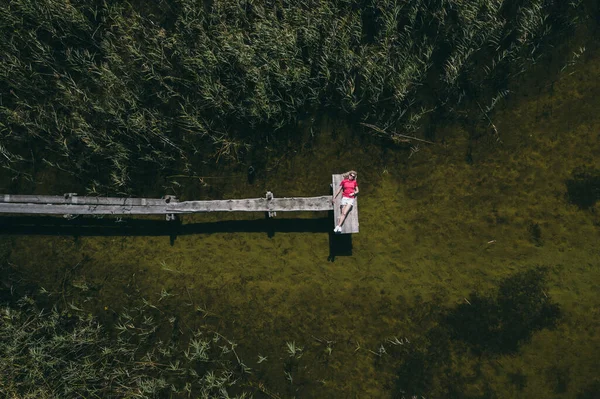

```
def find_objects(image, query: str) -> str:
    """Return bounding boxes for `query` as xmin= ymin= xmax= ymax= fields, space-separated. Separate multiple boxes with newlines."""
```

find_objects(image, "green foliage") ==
xmin=0 ymin=294 xmax=251 ymax=398
xmin=0 ymin=0 xmax=586 ymax=191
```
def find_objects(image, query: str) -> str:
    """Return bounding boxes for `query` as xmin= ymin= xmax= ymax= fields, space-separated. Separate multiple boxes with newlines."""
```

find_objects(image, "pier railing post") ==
xmin=163 ymin=195 xmax=178 ymax=221
xmin=64 ymin=193 xmax=78 ymax=202
xmin=266 ymin=191 xmax=276 ymax=218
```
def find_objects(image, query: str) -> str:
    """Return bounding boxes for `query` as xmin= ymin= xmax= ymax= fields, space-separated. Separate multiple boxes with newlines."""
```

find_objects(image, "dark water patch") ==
xmin=465 ymin=144 xmax=474 ymax=165
xmin=566 ymin=167 xmax=600 ymax=209
xmin=507 ymin=371 xmax=527 ymax=391
xmin=528 ymin=221 xmax=543 ymax=247
xmin=394 ymin=327 xmax=453 ymax=398
xmin=446 ymin=268 xmax=560 ymax=354
xmin=577 ymin=380 xmax=600 ymax=399
xmin=546 ymin=365 xmax=570 ymax=394
xmin=0 ymin=257 xmax=55 ymax=310
xmin=393 ymin=269 xmax=561 ymax=398
xmin=247 ymin=165 xmax=256 ymax=184
xmin=359 ymin=2 xmax=380 ymax=44
xmin=394 ymin=348 xmax=437 ymax=397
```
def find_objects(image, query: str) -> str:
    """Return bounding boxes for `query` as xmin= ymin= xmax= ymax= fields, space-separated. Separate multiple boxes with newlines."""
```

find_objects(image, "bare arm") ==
xmin=352 ymin=186 xmax=359 ymax=196
xmin=333 ymin=186 xmax=343 ymax=200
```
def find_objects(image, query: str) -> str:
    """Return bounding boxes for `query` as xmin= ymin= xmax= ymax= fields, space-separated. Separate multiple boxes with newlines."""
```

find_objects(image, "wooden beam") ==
xmin=0 ymin=194 xmax=175 ymax=206
xmin=0 ymin=196 xmax=333 ymax=215
xmin=332 ymin=174 xmax=359 ymax=234
xmin=170 ymin=196 xmax=333 ymax=213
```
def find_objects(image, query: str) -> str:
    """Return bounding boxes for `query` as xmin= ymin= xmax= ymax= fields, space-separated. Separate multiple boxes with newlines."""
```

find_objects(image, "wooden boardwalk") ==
xmin=0 ymin=194 xmax=333 ymax=215
xmin=0 ymin=175 xmax=360 ymax=234
xmin=332 ymin=174 xmax=359 ymax=234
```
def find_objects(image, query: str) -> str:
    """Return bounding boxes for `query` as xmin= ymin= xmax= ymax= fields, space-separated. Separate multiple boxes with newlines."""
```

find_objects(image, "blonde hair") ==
xmin=343 ymin=170 xmax=357 ymax=179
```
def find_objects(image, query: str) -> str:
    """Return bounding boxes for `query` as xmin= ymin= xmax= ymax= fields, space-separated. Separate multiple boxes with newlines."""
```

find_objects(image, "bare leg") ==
xmin=336 ymin=204 xmax=353 ymax=228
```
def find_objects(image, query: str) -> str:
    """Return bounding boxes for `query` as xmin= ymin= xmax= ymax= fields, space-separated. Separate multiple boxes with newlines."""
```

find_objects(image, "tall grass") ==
xmin=0 ymin=293 xmax=251 ymax=398
xmin=0 ymin=0 xmax=587 ymax=191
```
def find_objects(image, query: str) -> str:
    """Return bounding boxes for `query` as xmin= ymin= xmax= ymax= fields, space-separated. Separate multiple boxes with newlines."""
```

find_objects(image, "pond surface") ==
xmin=3 ymin=34 xmax=600 ymax=399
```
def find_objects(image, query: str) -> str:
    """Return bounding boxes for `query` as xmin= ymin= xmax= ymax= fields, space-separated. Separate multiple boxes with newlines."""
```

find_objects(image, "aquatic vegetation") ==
xmin=284 ymin=370 xmax=294 ymax=384
xmin=0 ymin=291 xmax=253 ymax=398
xmin=158 ymin=287 xmax=174 ymax=301
xmin=0 ymin=2 xmax=598 ymax=396
xmin=0 ymin=0 xmax=588 ymax=191
xmin=160 ymin=260 xmax=181 ymax=274
xmin=70 ymin=279 xmax=89 ymax=291
xmin=386 ymin=336 xmax=409 ymax=346
xmin=325 ymin=343 xmax=333 ymax=356
xmin=286 ymin=341 xmax=303 ymax=358
xmin=257 ymin=354 xmax=268 ymax=364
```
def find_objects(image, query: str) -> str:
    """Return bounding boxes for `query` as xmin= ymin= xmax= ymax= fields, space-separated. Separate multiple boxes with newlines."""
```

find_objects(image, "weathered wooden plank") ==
xmin=170 ymin=196 xmax=333 ymax=213
xmin=0 ymin=203 xmax=170 ymax=215
xmin=332 ymin=174 xmax=359 ymax=234
xmin=0 ymin=194 xmax=175 ymax=206
xmin=0 ymin=196 xmax=334 ymax=215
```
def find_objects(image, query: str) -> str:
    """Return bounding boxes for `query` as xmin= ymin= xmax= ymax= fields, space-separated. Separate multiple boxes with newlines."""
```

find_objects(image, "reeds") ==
xmin=0 ymin=0 xmax=586 ymax=191
xmin=0 ymin=292 xmax=252 ymax=398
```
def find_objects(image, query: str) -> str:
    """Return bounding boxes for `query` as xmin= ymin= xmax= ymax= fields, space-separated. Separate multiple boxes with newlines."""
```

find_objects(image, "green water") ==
xmin=3 ymin=37 xmax=600 ymax=399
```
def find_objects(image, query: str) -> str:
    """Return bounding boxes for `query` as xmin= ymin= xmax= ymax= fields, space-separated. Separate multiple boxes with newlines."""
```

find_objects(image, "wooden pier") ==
xmin=0 ymin=175 xmax=360 ymax=234
xmin=0 ymin=193 xmax=332 ymax=215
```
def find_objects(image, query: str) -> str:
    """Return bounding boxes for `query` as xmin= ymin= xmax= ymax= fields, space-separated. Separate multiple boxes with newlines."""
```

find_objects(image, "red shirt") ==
xmin=340 ymin=179 xmax=358 ymax=198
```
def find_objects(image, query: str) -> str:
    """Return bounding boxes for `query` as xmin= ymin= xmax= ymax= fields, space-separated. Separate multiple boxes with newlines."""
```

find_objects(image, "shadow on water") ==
xmin=566 ymin=167 xmax=600 ymax=209
xmin=0 ymin=215 xmax=354 ymax=259
xmin=0 ymin=215 xmax=331 ymax=236
xmin=445 ymin=267 xmax=561 ymax=355
xmin=327 ymin=231 xmax=352 ymax=261
xmin=393 ymin=269 xmax=562 ymax=398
